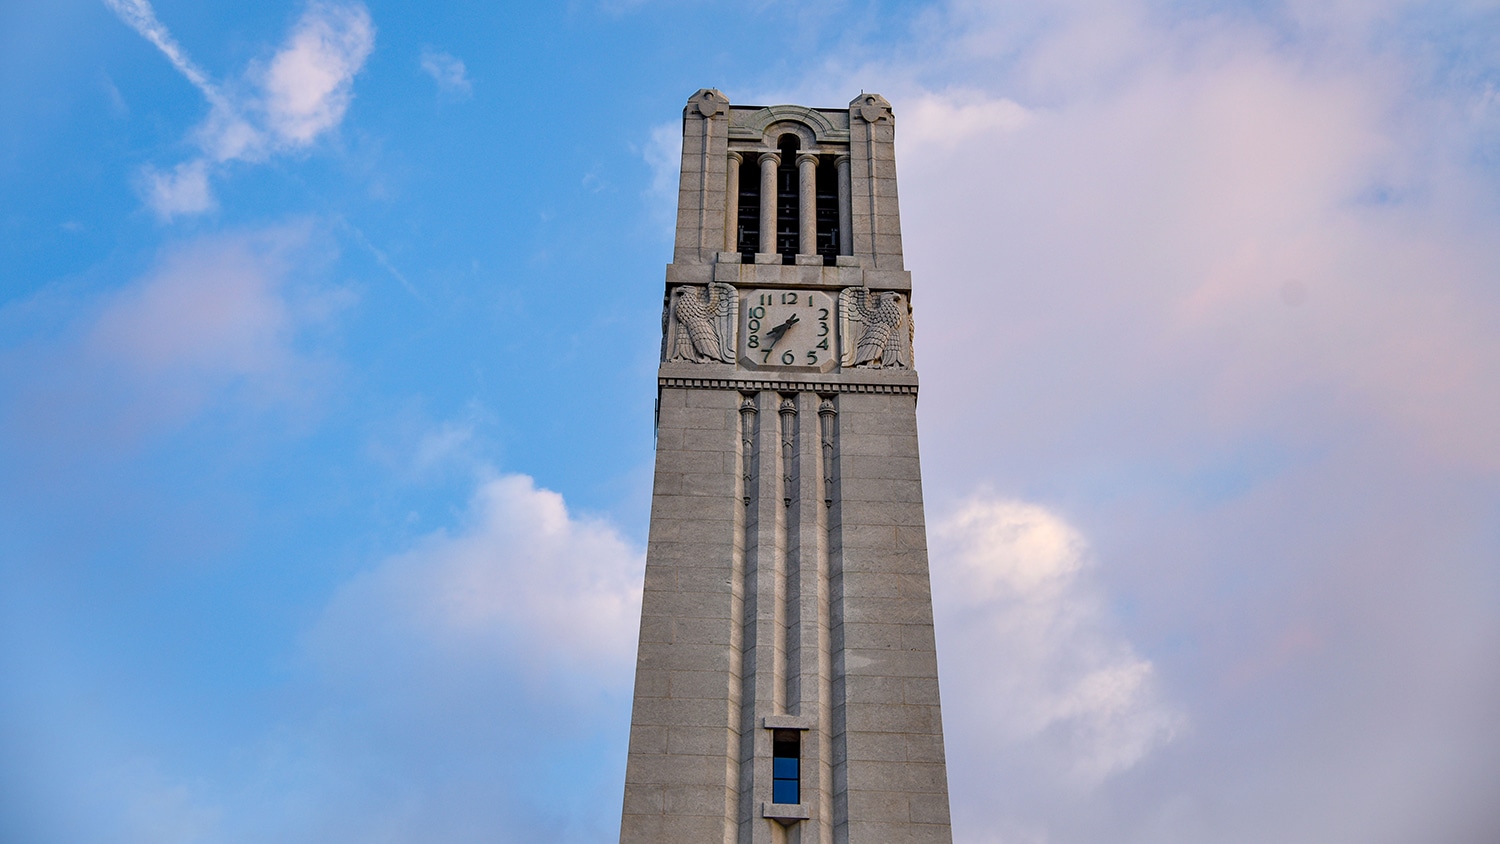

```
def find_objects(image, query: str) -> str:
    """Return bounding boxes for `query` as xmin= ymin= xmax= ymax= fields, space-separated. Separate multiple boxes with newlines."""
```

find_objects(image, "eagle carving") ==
xmin=839 ymin=286 xmax=912 ymax=369
xmin=665 ymin=283 xmax=738 ymax=364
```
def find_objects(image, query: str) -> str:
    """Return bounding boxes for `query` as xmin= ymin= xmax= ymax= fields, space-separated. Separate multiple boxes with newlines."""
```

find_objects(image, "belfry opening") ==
xmin=729 ymin=119 xmax=854 ymax=267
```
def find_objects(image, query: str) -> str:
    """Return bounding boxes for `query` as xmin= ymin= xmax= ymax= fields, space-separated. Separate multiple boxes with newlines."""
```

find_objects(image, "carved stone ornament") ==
xmin=666 ymin=283 xmax=738 ymax=364
xmin=838 ymin=286 xmax=912 ymax=369
xmin=853 ymin=92 xmax=891 ymax=123
xmin=691 ymin=88 xmax=728 ymax=118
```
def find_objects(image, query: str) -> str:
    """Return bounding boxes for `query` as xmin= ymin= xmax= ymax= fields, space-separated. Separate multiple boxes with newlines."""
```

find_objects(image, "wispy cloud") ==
xmin=101 ymin=0 xmax=228 ymax=109
xmin=419 ymin=47 xmax=472 ymax=98
xmin=0 ymin=225 xmax=350 ymax=459
xmin=103 ymin=0 xmax=375 ymax=219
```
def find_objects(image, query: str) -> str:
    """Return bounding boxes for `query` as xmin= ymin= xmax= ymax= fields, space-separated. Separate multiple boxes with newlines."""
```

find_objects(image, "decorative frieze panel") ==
xmin=659 ymin=377 xmax=916 ymax=396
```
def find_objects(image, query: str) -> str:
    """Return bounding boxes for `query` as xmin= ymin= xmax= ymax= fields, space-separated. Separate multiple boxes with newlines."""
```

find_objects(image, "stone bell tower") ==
xmin=619 ymin=89 xmax=952 ymax=844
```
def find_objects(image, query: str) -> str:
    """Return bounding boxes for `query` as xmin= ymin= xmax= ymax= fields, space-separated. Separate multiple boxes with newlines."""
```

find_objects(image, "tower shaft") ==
xmin=621 ymin=90 xmax=952 ymax=844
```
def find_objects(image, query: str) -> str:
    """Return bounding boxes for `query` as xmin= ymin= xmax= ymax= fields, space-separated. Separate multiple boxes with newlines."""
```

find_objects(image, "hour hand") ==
xmin=764 ymin=314 xmax=799 ymax=349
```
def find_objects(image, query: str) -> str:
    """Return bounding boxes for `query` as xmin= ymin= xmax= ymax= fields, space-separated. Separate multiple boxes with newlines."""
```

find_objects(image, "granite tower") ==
xmin=619 ymin=89 xmax=953 ymax=844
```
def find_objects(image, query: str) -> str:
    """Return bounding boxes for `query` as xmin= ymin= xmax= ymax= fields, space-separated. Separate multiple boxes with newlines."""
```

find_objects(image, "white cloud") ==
xmin=901 ymin=91 xmax=1033 ymax=151
xmin=932 ymin=497 xmax=1181 ymax=792
xmin=104 ymin=0 xmax=375 ymax=218
xmin=419 ymin=47 xmax=472 ymax=98
xmin=251 ymin=473 xmax=645 ymax=840
xmin=260 ymin=3 xmax=375 ymax=146
xmin=312 ymin=473 xmax=643 ymax=677
xmin=139 ymin=160 xmax=215 ymax=218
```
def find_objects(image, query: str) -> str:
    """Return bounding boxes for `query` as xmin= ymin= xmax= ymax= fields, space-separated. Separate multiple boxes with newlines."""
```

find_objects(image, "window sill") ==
xmin=762 ymin=802 xmax=811 ymax=825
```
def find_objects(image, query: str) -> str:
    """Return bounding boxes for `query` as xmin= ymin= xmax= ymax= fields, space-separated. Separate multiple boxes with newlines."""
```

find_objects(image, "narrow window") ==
xmin=815 ymin=154 xmax=839 ymax=264
xmin=737 ymin=152 xmax=761 ymax=258
xmin=776 ymin=135 xmax=801 ymax=262
xmin=772 ymin=729 xmax=801 ymax=804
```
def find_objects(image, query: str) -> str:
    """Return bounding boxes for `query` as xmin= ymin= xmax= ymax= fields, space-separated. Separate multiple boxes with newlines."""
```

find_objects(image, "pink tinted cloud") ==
xmin=814 ymin=3 xmax=1500 ymax=840
xmin=1 ymin=224 xmax=348 ymax=456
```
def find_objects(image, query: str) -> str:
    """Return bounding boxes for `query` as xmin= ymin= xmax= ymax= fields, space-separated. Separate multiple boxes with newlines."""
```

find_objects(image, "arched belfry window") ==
xmin=732 ymin=123 xmax=840 ymax=260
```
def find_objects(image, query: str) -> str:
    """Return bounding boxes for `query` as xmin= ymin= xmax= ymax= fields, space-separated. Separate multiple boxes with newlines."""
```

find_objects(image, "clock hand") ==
xmin=764 ymin=314 xmax=799 ymax=349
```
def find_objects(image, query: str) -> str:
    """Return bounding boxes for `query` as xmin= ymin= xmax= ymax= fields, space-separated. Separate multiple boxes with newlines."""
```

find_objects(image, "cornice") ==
xmin=659 ymin=377 xmax=917 ymax=396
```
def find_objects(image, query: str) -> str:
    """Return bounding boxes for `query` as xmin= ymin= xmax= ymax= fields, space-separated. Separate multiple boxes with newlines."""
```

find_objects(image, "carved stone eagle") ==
xmin=839 ymin=286 xmax=911 ymax=369
xmin=665 ymin=283 xmax=737 ymax=364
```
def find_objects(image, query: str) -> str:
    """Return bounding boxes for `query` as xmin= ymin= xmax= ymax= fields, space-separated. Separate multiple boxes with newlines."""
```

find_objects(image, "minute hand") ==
xmin=763 ymin=314 xmax=799 ymax=349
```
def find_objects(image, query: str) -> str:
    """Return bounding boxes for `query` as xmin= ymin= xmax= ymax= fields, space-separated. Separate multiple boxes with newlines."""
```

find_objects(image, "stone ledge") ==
xmin=762 ymin=802 xmax=811 ymax=825
xmin=661 ymin=377 xmax=917 ymax=396
xmin=659 ymin=362 xmax=917 ymax=389
xmin=762 ymin=714 xmax=814 ymax=730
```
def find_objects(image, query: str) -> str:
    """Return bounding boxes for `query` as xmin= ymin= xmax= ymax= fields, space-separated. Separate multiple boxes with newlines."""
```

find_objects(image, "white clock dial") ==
xmin=739 ymin=288 xmax=837 ymax=372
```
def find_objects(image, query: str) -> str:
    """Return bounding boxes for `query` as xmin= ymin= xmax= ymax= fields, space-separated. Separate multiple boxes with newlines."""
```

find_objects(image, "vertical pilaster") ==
xmin=847 ymin=93 xmax=903 ymax=269
xmin=675 ymin=89 xmax=731 ymax=264
xmin=807 ymin=394 xmax=837 ymax=844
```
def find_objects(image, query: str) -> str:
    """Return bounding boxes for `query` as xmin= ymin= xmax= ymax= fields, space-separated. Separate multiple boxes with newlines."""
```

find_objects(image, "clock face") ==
xmin=739 ymin=288 xmax=837 ymax=372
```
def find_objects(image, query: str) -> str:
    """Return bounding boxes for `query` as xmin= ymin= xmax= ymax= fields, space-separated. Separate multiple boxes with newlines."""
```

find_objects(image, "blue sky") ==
xmin=3 ymin=1 xmax=1500 ymax=842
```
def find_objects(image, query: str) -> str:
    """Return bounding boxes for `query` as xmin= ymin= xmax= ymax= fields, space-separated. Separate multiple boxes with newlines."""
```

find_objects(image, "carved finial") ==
xmin=818 ymin=398 xmax=836 ymax=417
xmin=851 ymin=92 xmax=892 ymax=123
xmin=690 ymin=88 xmax=729 ymax=118
xmin=779 ymin=397 xmax=798 ymax=416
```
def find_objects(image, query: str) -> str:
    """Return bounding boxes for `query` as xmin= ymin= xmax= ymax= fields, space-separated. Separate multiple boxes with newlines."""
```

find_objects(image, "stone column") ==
xmin=758 ymin=152 xmax=780 ymax=255
xmin=835 ymin=153 xmax=852 ymax=256
xmin=797 ymin=152 xmax=818 ymax=256
xmin=725 ymin=151 xmax=742 ymax=253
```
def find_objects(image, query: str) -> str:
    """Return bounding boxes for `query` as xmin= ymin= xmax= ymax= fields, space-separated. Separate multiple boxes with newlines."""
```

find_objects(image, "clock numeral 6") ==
xmin=781 ymin=351 xmax=795 ymax=365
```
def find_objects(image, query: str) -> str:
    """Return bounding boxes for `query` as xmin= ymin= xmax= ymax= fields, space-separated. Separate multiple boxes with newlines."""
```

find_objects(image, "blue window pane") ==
xmin=772 ymin=757 xmax=799 ymax=779
xmin=772 ymin=778 xmax=800 ymax=804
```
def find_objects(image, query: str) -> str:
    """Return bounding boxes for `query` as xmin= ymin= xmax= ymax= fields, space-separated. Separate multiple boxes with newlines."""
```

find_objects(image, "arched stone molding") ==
xmin=730 ymin=104 xmax=851 ymax=146
xmin=764 ymin=120 xmax=817 ymax=152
